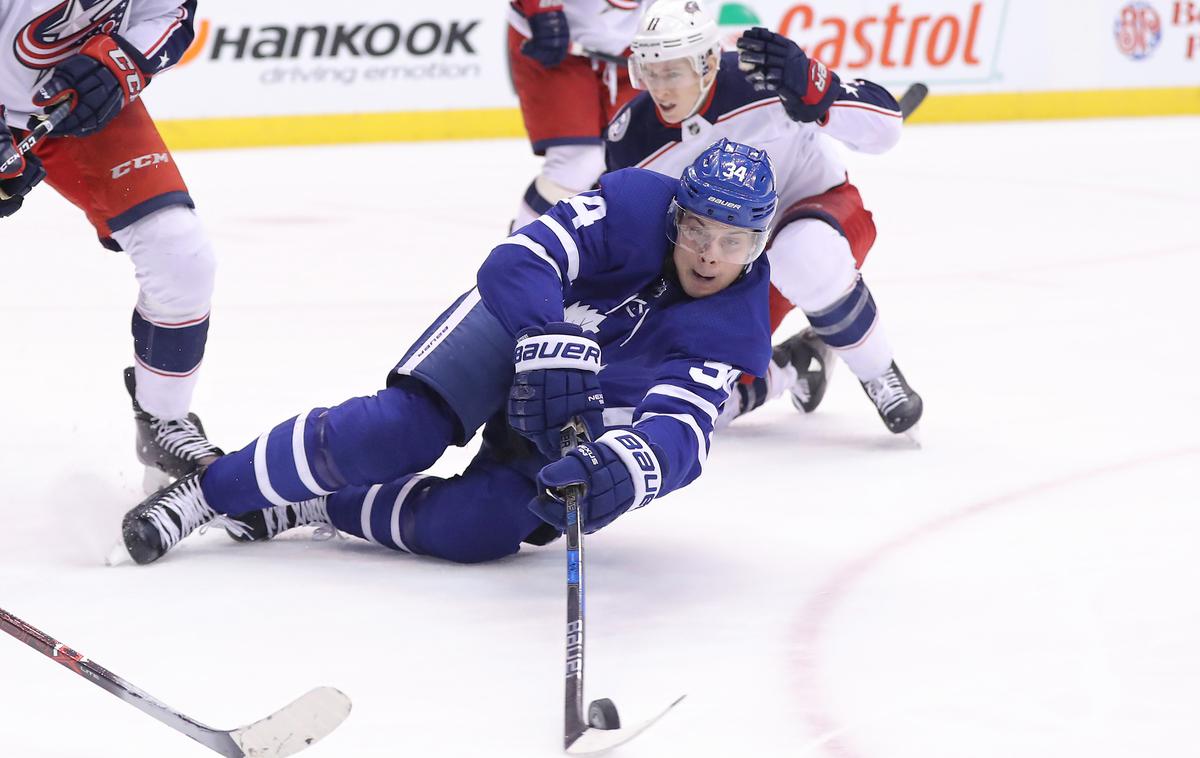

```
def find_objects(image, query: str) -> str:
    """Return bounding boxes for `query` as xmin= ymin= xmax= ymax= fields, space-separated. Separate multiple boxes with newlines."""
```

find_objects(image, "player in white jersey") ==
xmin=508 ymin=0 xmax=646 ymax=229
xmin=605 ymin=0 xmax=922 ymax=435
xmin=0 ymin=0 xmax=223 ymax=485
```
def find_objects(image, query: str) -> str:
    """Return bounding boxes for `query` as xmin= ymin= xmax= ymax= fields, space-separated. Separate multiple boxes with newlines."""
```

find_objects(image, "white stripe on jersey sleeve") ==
xmin=505 ymin=233 xmax=563 ymax=281
xmin=644 ymin=384 xmax=719 ymax=424
xmin=538 ymin=215 xmax=580 ymax=282
xmin=636 ymin=411 xmax=709 ymax=470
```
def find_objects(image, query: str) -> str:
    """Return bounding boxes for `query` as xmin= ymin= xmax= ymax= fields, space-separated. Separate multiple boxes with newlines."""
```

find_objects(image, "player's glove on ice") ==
xmin=509 ymin=322 xmax=605 ymax=459
xmin=531 ymin=429 xmax=665 ymax=533
xmin=0 ymin=106 xmax=46 ymax=218
xmin=34 ymin=34 xmax=152 ymax=137
xmin=737 ymin=27 xmax=840 ymax=124
xmin=518 ymin=0 xmax=570 ymax=68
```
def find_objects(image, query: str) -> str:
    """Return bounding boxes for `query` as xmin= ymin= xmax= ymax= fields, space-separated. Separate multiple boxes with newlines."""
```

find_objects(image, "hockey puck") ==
xmin=587 ymin=698 xmax=620 ymax=730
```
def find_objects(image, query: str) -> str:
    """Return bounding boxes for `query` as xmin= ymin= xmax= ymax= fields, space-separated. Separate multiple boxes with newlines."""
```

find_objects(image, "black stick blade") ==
xmin=899 ymin=83 xmax=930 ymax=121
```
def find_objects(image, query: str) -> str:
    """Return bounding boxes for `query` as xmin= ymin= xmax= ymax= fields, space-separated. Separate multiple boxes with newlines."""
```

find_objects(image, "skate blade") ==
xmin=902 ymin=424 xmax=923 ymax=448
xmin=104 ymin=539 xmax=131 ymax=567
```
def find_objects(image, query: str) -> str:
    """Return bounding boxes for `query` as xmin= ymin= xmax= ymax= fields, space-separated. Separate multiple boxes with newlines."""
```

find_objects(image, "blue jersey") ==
xmin=477 ymin=168 xmax=771 ymax=499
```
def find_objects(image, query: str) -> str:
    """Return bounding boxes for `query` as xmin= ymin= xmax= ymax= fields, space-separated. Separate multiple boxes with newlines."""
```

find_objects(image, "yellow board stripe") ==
xmin=156 ymin=108 xmax=528 ymax=150
xmin=904 ymin=86 xmax=1200 ymax=124
xmin=154 ymin=87 xmax=1200 ymax=150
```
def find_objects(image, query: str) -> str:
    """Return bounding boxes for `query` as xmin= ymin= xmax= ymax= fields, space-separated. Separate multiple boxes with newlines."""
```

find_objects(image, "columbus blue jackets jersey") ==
xmin=2 ymin=0 xmax=198 ymax=129
xmin=477 ymin=167 xmax=771 ymax=499
xmin=605 ymin=51 xmax=903 ymax=210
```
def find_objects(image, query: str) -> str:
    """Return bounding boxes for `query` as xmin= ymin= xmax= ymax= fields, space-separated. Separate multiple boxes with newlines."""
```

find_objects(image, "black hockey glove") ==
xmin=518 ymin=0 xmax=570 ymax=68
xmin=33 ymin=34 xmax=152 ymax=137
xmin=0 ymin=107 xmax=47 ymax=218
xmin=737 ymin=27 xmax=841 ymax=124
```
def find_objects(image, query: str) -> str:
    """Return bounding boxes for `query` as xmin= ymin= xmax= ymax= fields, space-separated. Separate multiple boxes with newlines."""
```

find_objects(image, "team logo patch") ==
xmin=564 ymin=301 xmax=607 ymax=334
xmin=607 ymin=108 xmax=631 ymax=143
xmin=15 ymin=0 xmax=130 ymax=70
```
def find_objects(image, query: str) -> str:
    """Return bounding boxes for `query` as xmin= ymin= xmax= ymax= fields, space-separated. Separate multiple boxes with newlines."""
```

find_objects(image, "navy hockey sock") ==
xmin=131 ymin=308 xmax=208 ymax=377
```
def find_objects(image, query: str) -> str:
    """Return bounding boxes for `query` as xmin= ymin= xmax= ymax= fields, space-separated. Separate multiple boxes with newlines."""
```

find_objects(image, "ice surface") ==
xmin=1 ymin=116 xmax=1197 ymax=758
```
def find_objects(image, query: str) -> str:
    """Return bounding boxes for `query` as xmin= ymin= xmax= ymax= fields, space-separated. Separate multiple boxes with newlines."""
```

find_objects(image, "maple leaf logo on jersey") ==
xmin=564 ymin=302 xmax=607 ymax=334
xmin=14 ymin=0 xmax=130 ymax=70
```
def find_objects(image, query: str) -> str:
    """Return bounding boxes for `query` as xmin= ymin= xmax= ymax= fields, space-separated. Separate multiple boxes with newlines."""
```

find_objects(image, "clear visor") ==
xmin=628 ymin=55 xmax=704 ymax=91
xmin=667 ymin=201 xmax=769 ymax=265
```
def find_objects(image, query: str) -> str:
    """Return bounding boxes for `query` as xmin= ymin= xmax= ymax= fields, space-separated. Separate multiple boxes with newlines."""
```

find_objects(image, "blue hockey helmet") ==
xmin=671 ymin=138 xmax=777 ymax=265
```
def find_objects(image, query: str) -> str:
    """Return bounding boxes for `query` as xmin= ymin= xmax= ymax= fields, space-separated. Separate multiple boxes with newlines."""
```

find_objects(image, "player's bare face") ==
xmin=672 ymin=215 xmax=748 ymax=298
xmin=641 ymin=59 xmax=704 ymax=124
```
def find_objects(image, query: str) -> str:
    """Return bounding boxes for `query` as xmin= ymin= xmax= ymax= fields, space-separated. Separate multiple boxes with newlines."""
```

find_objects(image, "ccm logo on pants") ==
xmin=111 ymin=152 xmax=170 ymax=179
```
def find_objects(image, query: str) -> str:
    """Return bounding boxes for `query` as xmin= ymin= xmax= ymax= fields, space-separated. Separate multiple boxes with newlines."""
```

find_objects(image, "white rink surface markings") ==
xmin=0 ymin=117 xmax=1197 ymax=757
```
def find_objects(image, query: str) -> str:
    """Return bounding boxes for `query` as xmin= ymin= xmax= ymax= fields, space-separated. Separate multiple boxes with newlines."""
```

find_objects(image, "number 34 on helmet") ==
xmin=671 ymin=138 xmax=778 ymax=266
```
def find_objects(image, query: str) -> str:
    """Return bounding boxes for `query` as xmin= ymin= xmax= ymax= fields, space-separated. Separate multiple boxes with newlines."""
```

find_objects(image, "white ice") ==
xmin=1 ymin=116 xmax=1197 ymax=758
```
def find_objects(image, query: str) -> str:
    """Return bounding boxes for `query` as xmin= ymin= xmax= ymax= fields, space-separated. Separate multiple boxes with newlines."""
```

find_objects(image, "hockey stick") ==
xmin=558 ymin=421 xmax=685 ymax=754
xmin=0 ymin=607 xmax=351 ymax=757
xmin=567 ymin=42 xmax=628 ymax=66
xmin=0 ymin=102 xmax=70 ymax=184
xmin=898 ymin=82 xmax=929 ymax=121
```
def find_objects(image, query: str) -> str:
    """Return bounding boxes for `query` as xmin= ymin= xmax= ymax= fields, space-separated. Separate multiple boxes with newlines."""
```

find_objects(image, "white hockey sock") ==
xmin=768 ymin=219 xmax=895 ymax=381
xmin=514 ymin=144 xmax=605 ymax=229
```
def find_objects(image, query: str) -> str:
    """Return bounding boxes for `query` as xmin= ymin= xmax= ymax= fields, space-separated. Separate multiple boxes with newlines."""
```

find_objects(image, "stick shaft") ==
xmin=568 ymin=42 xmax=628 ymax=66
xmin=560 ymin=422 xmax=589 ymax=748
xmin=0 ymin=607 xmax=241 ymax=757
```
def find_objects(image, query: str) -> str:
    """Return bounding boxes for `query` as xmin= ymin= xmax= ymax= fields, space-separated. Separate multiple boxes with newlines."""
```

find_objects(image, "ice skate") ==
xmin=224 ymin=498 xmax=333 ymax=543
xmin=860 ymin=361 xmax=923 ymax=440
xmin=121 ymin=472 xmax=231 ymax=564
xmin=125 ymin=366 xmax=223 ymax=492
xmin=773 ymin=327 xmax=832 ymax=414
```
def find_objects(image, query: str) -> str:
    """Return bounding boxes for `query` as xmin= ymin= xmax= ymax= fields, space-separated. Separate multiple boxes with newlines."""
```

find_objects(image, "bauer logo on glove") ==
xmin=509 ymin=322 xmax=606 ymax=459
xmin=514 ymin=335 xmax=603 ymax=371
xmin=531 ymin=430 xmax=666 ymax=533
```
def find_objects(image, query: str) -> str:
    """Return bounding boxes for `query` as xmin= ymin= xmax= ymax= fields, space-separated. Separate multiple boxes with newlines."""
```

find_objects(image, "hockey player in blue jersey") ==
xmin=605 ymin=0 xmax=923 ymax=437
xmin=118 ymin=139 xmax=777 ymax=566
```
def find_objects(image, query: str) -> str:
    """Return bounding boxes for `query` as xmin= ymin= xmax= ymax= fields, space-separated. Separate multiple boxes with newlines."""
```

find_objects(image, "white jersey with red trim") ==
xmin=1 ymin=0 xmax=197 ymax=129
xmin=605 ymin=51 xmax=903 ymax=211
xmin=508 ymin=0 xmax=645 ymax=57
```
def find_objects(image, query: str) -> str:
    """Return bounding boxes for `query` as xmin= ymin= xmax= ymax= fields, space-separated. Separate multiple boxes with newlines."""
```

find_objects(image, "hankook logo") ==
xmin=172 ymin=17 xmax=480 ymax=68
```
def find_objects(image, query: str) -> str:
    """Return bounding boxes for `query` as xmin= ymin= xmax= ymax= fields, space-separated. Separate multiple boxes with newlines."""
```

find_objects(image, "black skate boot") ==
xmin=773 ymin=327 xmax=832 ymax=414
xmin=224 ymin=498 xmax=333 ymax=543
xmin=125 ymin=367 xmax=224 ymax=491
xmin=860 ymin=361 xmax=923 ymax=435
xmin=726 ymin=327 xmax=833 ymax=423
xmin=121 ymin=472 xmax=223 ymax=564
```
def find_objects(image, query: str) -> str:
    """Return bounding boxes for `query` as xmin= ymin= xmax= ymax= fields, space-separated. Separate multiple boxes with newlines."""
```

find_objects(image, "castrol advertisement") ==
xmin=712 ymin=0 xmax=1200 ymax=90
